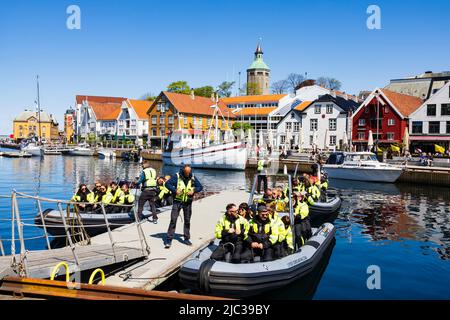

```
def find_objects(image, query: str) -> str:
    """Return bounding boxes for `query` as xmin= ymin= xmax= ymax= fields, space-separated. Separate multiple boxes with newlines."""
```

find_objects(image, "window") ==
xmin=160 ymin=116 xmax=165 ymax=124
xmin=329 ymin=135 xmax=336 ymax=146
xmin=294 ymin=123 xmax=300 ymax=132
xmin=429 ymin=121 xmax=440 ymax=134
xmin=151 ymin=116 xmax=157 ymax=125
xmin=358 ymin=119 xmax=366 ymax=126
xmin=310 ymin=119 xmax=318 ymax=131
xmin=192 ymin=116 xmax=197 ymax=127
xmin=286 ymin=123 xmax=292 ymax=130
xmin=365 ymin=107 xmax=369 ymax=113
xmin=384 ymin=106 xmax=389 ymax=113
xmin=280 ymin=136 xmax=286 ymax=144
xmin=427 ymin=104 xmax=437 ymax=116
xmin=329 ymin=119 xmax=337 ymax=131
xmin=387 ymin=132 xmax=395 ymax=141
xmin=290 ymin=113 xmax=295 ymax=119
xmin=160 ymin=128 xmax=165 ymax=136
xmin=183 ymin=116 xmax=188 ymax=126
xmin=441 ymin=104 xmax=450 ymax=116
xmin=309 ymin=135 xmax=314 ymax=145
xmin=412 ymin=121 xmax=423 ymax=134
xmin=168 ymin=116 xmax=174 ymax=124
xmin=357 ymin=132 xmax=365 ymax=140
xmin=447 ymin=121 xmax=450 ymax=134
xmin=326 ymin=104 xmax=333 ymax=114
xmin=388 ymin=119 xmax=395 ymax=126
xmin=314 ymin=105 xmax=321 ymax=114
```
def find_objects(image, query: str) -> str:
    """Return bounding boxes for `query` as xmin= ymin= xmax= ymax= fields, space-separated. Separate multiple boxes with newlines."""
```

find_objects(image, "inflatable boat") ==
xmin=309 ymin=196 xmax=342 ymax=221
xmin=35 ymin=205 xmax=171 ymax=237
xmin=179 ymin=222 xmax=336 ymax=298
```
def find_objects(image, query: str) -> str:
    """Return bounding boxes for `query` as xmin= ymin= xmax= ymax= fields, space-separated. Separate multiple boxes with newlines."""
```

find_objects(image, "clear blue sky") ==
xmin=1 ymin=0 xmax=449 ymax=134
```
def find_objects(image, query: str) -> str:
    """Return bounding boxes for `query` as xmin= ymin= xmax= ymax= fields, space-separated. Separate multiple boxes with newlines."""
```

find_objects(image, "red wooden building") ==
xmin=352 ymin=88 xmax=423 ymax=151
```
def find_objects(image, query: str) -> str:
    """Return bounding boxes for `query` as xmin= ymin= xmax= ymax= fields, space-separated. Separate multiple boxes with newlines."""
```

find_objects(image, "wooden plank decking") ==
xmin=0 ymin=244 xmax=145 ymax=280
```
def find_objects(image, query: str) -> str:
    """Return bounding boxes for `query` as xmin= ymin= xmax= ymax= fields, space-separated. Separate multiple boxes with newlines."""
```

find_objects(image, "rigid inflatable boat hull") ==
xmin=179 ymin=222 xmax=336 ymax=298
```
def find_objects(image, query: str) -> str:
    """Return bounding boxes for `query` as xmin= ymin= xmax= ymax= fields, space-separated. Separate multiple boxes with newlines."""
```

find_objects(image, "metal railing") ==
xmin=0 ymin=191 xmax=151 ymax=277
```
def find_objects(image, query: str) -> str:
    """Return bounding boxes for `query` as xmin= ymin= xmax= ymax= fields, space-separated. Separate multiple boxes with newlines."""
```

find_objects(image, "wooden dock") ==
xmin=89 ymin=189 xmax=248 ymax=290
xmin=0 ymin=244 xmax=146 ymax=280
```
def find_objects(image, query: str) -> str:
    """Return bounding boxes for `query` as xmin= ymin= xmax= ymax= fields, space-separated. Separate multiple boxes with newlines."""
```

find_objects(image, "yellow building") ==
xmin=146 ymin=91 xmax=236 ymax=147
xmin=13 ymin=110 xmax=59 ymax=142
xmin=64 ymin=109 xmax=75 ymax=143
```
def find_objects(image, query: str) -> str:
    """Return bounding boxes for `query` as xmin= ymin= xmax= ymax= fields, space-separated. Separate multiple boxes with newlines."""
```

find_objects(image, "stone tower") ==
xmin=246 ymin=43 xmax=270 ymax=95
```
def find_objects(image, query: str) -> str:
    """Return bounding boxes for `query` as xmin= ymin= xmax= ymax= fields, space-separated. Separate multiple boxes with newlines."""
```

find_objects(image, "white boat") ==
xmin=163 ymin=129 xmax=247 ymax=170
xmin=21 ymin=142 xmax=44 ymax=157
xmin=97 ymin=148 xmax=115 ymax=159
xmin=162 ymin=97 xmax=247 ymax=170
xmin=67 ymin=145 xmax=95 ymax=156
xmin=44 ymin=148 xmax=62 ymax=155
xmin=323 ymin=151 xmax=403 ymax=183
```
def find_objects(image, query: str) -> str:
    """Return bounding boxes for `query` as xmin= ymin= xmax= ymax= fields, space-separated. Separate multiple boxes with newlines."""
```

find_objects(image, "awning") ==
xmin=410 ymin=136 xmax=450 ymax=141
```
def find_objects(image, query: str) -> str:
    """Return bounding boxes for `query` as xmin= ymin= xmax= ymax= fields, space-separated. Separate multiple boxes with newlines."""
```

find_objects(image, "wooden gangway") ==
xmin=0 ymin=191 xmax=150 ymax=281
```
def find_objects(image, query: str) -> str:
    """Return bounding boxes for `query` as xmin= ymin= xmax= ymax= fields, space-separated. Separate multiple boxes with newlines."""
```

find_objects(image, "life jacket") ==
xmin=294 ymin=200 xmax=309 ymax=220
xmin=215 ymin=215 xmax=249 ymax=241
xmin=110 ymin=188 xmax=124 ymax=204
xmin=320 ymin=180 xmax=329 ymax=190
xmin=102 ymin=192 xmax=113 ymax=205
xmin=143 ymin=168 xmax=157 ymax=188
xmin=308 ymin=185 xmax=321 ymax=202
xmin=158 ymin=183 xmax=171 ymax=200
xmin=123 ymin=191 xmax=135 ymax=205
xmin=280 ymin=225 xmax=294 ymax=250
xmin=257 ymin=160 xmax=265 ymax=172
xmin=269 ymin=212 xmax=285 ymax=242
xmin=174 ymin=173 xmax=194 ymax=203
xmin=71 ymin=191 xmax=90 ymax=203
xmin=249 ymin=218 xmax=278 ymax=246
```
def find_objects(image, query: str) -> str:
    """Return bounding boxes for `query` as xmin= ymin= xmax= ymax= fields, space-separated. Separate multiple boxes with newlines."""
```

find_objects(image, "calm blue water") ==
xmin=0 ymin=147 xmax=449 ymax=299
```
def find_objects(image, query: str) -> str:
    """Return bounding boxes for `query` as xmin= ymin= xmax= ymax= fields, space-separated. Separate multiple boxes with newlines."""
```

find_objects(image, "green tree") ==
xmin=194 ymin=86 xmax=215 ymax=98
xmin=217 ymin=81 xmax=235 ymax=97
xmin=231 ymin=122 xmax=253 ymax=131
xmin=140 ymin=92 xmax=157 ymax=101
xmin=167 ymin=81 xmax=191 ymax=94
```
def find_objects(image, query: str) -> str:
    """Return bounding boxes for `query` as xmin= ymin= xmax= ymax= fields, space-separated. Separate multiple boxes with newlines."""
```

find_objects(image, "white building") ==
xmin=75 ymin=95 xmax=126 ymax=141
xmin=118 ymin=99 xmax=151 ymax=142
xmin=409 ymin=81 xmax=450 ymax=152
xmin=276 ymin=94 xmax=359 ymax=151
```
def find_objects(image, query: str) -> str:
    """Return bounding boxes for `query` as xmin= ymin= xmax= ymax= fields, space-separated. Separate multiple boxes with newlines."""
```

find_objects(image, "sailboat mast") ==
xmin=36 ymin=75 xmax=42 ymax=144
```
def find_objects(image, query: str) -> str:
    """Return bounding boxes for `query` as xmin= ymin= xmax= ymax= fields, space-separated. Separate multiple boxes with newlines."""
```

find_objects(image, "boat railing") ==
xmin=0 ymin=191 xmax=151 ymax=277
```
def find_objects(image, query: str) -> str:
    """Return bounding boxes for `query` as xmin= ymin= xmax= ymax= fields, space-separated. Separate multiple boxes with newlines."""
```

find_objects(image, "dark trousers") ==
xmin=320 ymin=189 xmax=327 ymax=202
xmin=210 ymin=241 xmax=248 ymax=263
xmin=167 ymin=201 xmax=192 ymax=240
xmin=137 ymin=189 xmax=157 ymax=220
xmin=107 ymin=204 xmax=123 ymax=214
xmin=275 ymin=241 xmax=293 ymax=259
xmin=257 ymin=174 xmax=268 ymax=194
xmin=294 ymin=217 xmax=312 ymax=249
xmin=240 ymin=246 xmax=274 ymax=262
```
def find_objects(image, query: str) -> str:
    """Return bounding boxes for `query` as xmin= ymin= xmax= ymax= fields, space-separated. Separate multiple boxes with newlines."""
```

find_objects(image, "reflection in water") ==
xmin=1 ymin=151 xmax=450 ymax=298
xmin=260 ymin=239 xmax=336 ymax=300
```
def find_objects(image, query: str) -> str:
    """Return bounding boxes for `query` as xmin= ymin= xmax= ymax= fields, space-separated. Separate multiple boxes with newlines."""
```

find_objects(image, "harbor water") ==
xmin=0 ymin=149 xmax=449 ymax=299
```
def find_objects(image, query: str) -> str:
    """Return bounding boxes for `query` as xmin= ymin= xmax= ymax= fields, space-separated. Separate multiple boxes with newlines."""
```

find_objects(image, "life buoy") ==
xmin=186 ymin=141 xmax=193 ymax=149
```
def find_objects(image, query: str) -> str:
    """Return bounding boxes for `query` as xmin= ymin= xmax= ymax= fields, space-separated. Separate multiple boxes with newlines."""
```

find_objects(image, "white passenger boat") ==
xmin=323 ymin=152 xmax=403 ymax=183
xmin=67 ymin=144 xmax=95 ymax=156
xmin=162 ymin=101 xmax=247 ymax=170
xmin=21 ymin=142 xmax=44 ymax=157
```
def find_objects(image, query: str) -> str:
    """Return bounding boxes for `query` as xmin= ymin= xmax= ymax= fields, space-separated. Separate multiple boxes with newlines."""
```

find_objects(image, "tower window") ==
xmin=257 ymin=72 xmax=264 ymax=75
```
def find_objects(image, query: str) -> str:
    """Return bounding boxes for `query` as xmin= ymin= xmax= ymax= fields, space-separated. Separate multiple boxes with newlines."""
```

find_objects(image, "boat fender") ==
xmin=198 ymin=259 xmax=215 ymax=293
xmin=304 ymin=240 xmax=320 ymax=249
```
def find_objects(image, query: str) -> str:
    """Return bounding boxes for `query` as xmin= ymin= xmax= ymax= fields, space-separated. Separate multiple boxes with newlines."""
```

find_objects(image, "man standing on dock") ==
xmin=135 ymin=161 xmax=159 ymax=223
xmin=256 ymin=157 xmax=269 ymax=194
xmin=164 ymin=165 xmax=203 ymax=248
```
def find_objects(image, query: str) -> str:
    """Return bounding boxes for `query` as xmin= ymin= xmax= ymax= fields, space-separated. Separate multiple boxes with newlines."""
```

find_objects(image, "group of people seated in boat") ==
xmin=211 ymin=173 xmax=329 ymax=263
xmin=70 ymin=175 xmax=174 ymax=214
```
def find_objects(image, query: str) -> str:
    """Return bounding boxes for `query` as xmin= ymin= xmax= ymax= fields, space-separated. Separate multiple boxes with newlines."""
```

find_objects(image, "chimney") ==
xmin=330 ymin=90 xmax=336 ymax=98
xmin=190 ymin=89 xmax=195 ymax=100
